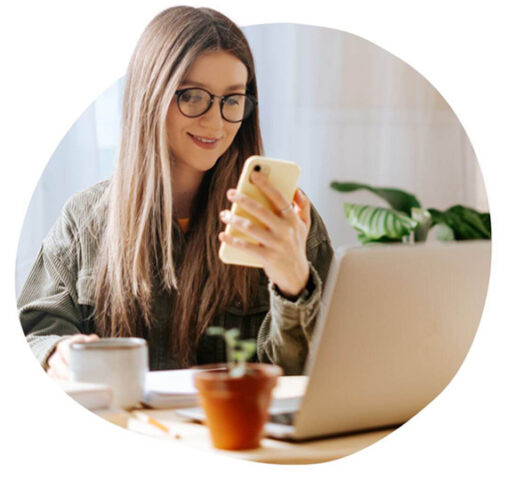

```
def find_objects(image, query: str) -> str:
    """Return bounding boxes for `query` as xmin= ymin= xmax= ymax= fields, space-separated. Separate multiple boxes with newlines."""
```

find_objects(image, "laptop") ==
xmin=177 ymin=240 xmax=491 ymax=440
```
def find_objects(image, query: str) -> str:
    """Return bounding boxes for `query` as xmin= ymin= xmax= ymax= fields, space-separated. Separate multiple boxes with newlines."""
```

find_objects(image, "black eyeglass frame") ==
xmin=174 ymin=87 xmax=258 ymax=123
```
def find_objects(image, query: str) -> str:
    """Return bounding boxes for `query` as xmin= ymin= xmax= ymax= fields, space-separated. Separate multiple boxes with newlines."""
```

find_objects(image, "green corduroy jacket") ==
xmin=18 ymin=180 xmax=334 ymax=374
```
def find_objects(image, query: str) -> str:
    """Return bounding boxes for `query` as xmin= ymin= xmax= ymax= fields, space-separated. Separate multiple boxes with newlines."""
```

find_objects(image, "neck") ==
xmin=172 ymin=162 xmax=205 ymax=218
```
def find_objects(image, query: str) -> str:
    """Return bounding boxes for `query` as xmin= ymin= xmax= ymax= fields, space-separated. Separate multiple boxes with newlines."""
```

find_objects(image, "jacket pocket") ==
xmin=76 ymin=271 xmax=96 ymax=307
xmin=76 ymin=271 xmax=97 ymax=333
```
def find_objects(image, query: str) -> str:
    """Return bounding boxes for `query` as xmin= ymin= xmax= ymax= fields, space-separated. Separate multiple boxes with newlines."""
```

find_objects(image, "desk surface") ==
xmin=105 ymin=376 xmax=396 ymax=465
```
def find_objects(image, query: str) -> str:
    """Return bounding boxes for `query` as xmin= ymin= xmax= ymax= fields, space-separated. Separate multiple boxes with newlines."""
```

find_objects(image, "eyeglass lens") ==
xmin=178 ymin=88 xmax=254 ymax=122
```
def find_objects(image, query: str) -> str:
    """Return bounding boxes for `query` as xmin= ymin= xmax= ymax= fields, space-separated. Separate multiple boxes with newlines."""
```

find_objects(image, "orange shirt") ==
xmin=177 ymin=218 xmax=190 ymax=233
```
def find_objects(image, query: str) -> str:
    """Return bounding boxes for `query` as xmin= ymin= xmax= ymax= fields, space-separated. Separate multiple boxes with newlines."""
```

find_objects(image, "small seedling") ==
xmin=207 ymin=327 xmax=257 ymax=378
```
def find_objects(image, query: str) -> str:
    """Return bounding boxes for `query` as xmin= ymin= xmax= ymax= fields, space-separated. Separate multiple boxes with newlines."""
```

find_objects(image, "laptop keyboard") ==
xmin=268 ymin=411 xmax=298 ymax=426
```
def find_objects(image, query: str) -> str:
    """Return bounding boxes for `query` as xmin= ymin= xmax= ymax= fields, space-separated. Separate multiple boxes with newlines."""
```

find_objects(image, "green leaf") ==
xmin=206 ymin=326 xmax=225 ymax=336
xmin=330 ymin=182 xmax=421 ymax=215
xmin=479 ymin=213 xmax=491 ymax=234
xmin=344 ymin=203 xmax=419 ymax=244
xmin=411 ymin=208 xmax=432 ymax=242
xmin=428 ymin=205 xmax=491 ymax=240
xmin=450 ymin=206 xmax=491 ymax=238
xmin=205 ymin=326 xmax=256 ymax=376
xmin=356 ymin=232 xmax=401 ymax=244
xmin=240 ymin=340 xmax=257 ymax=359
xmin=224 ymin=328 xmax=240 ymax=348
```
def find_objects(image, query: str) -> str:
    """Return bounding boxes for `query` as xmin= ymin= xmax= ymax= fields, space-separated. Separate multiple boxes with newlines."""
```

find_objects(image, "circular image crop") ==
xmin=16 ymin=6 xmax=490 ymax=465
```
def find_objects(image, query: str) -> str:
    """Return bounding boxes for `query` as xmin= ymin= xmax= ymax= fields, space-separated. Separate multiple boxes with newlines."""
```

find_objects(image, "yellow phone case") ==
xmin=219 ymin=155 xmax=301 ymax=268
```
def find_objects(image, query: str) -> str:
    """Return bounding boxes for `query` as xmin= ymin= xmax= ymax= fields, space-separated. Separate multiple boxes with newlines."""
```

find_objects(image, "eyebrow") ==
xmin=180 ymin=79 xmax=247 ymax=91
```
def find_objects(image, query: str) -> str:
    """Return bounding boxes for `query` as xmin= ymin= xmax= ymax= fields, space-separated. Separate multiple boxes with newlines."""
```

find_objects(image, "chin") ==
xmin=199 ymin=148 xmax=230 ymax=170
xmin=193 ymin=157 xmax=220 ymax=173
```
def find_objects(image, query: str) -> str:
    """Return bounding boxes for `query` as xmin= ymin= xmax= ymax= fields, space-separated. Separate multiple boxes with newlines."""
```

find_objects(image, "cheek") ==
xmin=225 ymin=124 xmax=242 ymax=145
xmin=166 ymin=103 xmax=187 ymax=141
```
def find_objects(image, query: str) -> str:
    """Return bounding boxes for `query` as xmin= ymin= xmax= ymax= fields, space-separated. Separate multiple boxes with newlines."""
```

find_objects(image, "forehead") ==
xmin=181 ymin=50 xmax=248 ymax=92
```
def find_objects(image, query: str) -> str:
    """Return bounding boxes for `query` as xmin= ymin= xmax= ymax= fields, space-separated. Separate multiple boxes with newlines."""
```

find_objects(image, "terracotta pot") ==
xmin=194 ymin=363 xmax=282 ymax=450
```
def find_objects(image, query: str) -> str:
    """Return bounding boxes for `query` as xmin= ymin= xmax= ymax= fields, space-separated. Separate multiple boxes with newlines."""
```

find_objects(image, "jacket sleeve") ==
xmin=256 ymin=204 xmax=334 ymax=374
xmin=18 ymin=201 xmax=85 ymax=369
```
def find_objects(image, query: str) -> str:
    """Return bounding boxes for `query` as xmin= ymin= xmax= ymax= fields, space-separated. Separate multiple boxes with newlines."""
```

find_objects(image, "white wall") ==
xmin=15 ymin=24 xmax=488 ymax=295
xmin=246 ymin=24 xmax=487 ymax=248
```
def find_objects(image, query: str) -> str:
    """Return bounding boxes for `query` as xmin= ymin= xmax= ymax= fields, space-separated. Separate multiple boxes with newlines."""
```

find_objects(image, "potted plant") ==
xmin=330 ymin=181 xmax=491 ymax=244
xmin=193 ymin=327 xmax=282 ymax=450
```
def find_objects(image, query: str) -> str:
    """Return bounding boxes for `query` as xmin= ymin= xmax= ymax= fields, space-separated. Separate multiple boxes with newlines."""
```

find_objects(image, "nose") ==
xmin=199 ymin=98 xmax=224 ymax=130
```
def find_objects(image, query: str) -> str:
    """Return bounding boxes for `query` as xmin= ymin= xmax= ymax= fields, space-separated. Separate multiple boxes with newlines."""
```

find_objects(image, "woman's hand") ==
xmin=219 ymin=171 xmax=311 ymax=299
xmin=47 ymin=334 xmax=100 ymax=380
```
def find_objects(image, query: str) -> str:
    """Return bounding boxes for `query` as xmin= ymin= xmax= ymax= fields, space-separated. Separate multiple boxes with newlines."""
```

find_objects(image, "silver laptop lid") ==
xmin=294 ymin=241 xmax=491 ymax=439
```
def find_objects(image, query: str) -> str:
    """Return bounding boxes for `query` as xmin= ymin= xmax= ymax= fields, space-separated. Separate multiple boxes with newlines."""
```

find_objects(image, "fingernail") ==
xmin=227 ymin=189 xmax=236 ymax=199
xmin=220 ymin=210 xmax=229 ymax=220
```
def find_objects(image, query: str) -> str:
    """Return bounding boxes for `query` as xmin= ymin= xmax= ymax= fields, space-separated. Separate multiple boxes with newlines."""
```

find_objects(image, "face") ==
xmin=166 ymin=50 xmax=249 ymax=174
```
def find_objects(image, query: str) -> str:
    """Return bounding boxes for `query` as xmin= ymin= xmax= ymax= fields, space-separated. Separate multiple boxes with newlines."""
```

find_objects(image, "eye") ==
xmin=224 ymin=95 xmax=242 ymax=106
xmin=181 ymin=89 xmax=205 ymax=103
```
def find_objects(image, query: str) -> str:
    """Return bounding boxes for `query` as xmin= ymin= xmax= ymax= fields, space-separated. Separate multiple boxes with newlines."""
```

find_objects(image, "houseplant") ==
xmin=330 ymin=181 xmax=491 ymax=244
xmin=193 ymin=327 xmax=282 ymax=450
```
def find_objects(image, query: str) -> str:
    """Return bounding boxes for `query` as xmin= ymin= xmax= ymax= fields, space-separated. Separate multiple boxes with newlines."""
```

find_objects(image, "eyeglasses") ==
xmin=175 ymin=87 xmax=257 ymax=123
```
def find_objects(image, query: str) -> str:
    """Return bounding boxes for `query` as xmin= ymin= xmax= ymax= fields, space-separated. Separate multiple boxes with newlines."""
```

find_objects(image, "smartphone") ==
xmin=219 ymin=155 xmax=301 ymax=268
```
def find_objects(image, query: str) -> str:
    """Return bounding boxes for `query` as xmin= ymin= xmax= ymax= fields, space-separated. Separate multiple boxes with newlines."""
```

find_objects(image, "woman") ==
xmin=18 ymin=6 xmax=333 ymax=378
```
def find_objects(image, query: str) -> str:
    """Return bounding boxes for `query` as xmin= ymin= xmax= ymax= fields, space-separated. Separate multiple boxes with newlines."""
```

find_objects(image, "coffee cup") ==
xmin=70 ymin=337 xmax=148 ymax=409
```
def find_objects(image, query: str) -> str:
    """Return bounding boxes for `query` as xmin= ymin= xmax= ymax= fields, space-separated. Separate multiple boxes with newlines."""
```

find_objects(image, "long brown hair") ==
xmin=93 ymin=6 xmax=263 ymax=366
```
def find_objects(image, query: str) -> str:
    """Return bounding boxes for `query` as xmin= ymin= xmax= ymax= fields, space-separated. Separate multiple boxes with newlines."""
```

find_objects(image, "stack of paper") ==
xmin=143 ymin=369 xmax=199 ymax=409
xmin=55 ymin=380 xmax=113 ymax=410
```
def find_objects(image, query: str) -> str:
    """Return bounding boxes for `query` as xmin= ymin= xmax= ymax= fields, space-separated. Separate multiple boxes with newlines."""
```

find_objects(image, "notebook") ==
xmin=143 ymin=369 xmax=199 ymax=408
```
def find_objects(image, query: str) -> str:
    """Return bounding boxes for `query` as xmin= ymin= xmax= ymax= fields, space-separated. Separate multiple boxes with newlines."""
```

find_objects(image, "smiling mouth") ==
xmin=187 ymin=133 xmax=220 ymax=144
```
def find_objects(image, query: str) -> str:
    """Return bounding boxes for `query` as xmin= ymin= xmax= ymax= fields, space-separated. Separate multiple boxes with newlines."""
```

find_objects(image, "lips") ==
xmin=187 ymin=133 xmax=221 ymax=150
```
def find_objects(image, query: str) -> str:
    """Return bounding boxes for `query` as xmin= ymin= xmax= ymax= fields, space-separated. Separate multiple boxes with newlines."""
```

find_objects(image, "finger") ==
xmin=57 ymin=341 xmax=72 ymax=367
xmin=54 ymin=362 xmax=71 ymax=380
xmin=250 ymin=171 xmax=292 ymax=215
xmin=227 ymin=189 xmax=282 ymax=231
xmin=58 ymin=335 xmax=94 ymax=366
xmin=278 ymin=201 xmax=298 ymax=221
xmin=47 ymin=354 xmax=71 ymax=380
xmin=50 ymin=361 xmax=71 ymax=380
xmin=219 ymin=231 xmax=265 ymax=260
xmin=47 ymin=349 xmax=60 ymax=371
xmin=293 ymin=189 xmax=311 ymax=226
xmin=219 ymin=210 xmax=275 ymax=247
xmin=84 ymin=334 xmax=100 ymax=342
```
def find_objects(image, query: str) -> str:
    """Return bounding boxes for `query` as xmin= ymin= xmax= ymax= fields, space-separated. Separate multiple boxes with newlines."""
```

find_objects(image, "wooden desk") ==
xmin=111 ymin=376 xmax=396 ymax=465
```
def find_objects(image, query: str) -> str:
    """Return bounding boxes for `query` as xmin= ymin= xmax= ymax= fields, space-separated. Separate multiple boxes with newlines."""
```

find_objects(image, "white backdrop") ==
xmin=3 ymin=1 xmax=514 ymax=479
xmin=15 ymin=24 xmax=488 ymax=294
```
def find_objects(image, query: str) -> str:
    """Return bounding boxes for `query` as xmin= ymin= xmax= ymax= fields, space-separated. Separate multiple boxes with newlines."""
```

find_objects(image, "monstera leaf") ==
xmin=343 ymin=203 xmax=419 ymax=244
xmin=330 ymin=182 xmax=421 ymax=215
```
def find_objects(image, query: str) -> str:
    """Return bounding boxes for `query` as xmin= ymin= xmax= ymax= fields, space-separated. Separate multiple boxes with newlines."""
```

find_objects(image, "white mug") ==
xmin=70 ymin=337 xmax=148 ymax=409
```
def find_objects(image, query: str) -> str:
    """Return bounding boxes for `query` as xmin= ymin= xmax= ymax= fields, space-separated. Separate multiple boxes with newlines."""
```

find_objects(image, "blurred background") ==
xmin=15 ymin=23 xmax=488 ymax=295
